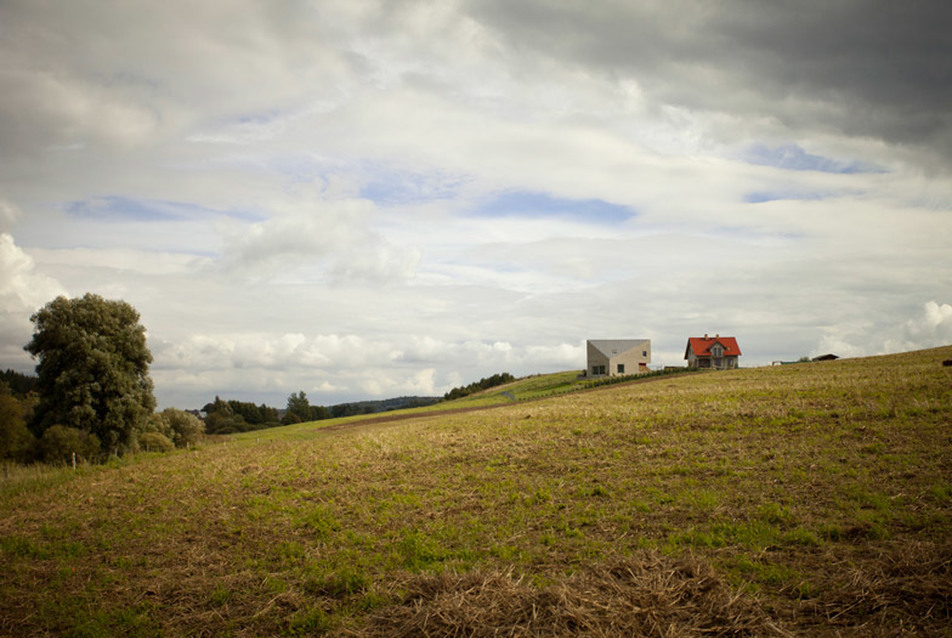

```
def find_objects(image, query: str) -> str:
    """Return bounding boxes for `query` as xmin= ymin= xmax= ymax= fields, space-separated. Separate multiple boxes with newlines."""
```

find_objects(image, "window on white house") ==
xmin=617 ymin=364 xmax=625 ymax=374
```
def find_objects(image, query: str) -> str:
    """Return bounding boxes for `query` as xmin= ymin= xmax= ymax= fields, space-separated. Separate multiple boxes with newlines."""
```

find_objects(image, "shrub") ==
xmin=161 ymin=408 xmax=205 ymax=448
xmin=143 ymin=412 xmax=173 ymax=438
xmin=138 ymin=432 xmax=175 ymax=453
xmin=0 ymin=393 xmax=37 ymax=461
xmin=39 ymin=425 xmax=100 ymax=464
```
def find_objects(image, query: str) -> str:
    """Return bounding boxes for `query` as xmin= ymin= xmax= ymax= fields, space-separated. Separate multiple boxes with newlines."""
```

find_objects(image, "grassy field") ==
xmin=411 ymin=367 xmax=703 ymax=409
xmin=1 ymin=346 xmax=950 ymax=636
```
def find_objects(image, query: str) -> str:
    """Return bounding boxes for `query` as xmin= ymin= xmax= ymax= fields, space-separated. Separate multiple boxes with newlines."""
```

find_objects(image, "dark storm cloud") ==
xmin=467 ymin=0 xmax=952 ymax=165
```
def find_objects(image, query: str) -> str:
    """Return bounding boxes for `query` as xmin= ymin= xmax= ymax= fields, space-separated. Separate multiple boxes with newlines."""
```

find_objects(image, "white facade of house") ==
xmin=684 ymin=335 xmax=742 ymax=370
xmin=586 ymin=339 xmax=651 ymax=377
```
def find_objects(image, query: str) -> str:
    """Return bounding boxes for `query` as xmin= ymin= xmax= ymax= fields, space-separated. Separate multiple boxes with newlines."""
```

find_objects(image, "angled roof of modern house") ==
xmin=588 ymin=339 xmax=650 ymax=357
xmin=684 ymin=336 xmax=742 ymax=358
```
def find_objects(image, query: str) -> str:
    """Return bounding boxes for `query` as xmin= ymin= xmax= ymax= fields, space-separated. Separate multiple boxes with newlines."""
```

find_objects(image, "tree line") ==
xmin=196 ymin=372 xmax=517 ymax=435
xmin=200 ymin=391 xmax=442 ymax=434
xmin=443 ymin=372 xmax=516 ymax=401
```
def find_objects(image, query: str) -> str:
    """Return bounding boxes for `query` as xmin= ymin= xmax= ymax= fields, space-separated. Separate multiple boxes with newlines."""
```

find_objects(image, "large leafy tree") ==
xmin=25 ymin=293 xmax=156 ymax=455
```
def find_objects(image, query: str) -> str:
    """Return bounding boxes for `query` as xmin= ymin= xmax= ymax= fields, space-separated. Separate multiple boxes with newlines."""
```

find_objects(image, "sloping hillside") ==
xmin=1 ymin=346 xmax=950 ymax=636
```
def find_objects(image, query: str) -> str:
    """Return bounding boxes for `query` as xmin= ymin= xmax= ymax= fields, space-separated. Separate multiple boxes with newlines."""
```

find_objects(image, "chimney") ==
xmin=715 ymin=334 xmax=719 ymax=338
xmin=704 ymin=333 xmax=708 ymax=339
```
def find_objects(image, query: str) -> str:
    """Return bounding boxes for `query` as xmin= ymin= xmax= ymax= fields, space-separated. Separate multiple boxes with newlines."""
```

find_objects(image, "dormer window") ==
xmin=711 ymin=344 xmax=723 ymax=357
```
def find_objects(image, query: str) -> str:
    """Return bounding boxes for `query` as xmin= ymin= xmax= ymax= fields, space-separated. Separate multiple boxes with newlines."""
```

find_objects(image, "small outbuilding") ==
xmin=586 ymin=339 xmax=651 ymax=377
xmin=685 ymin=334 xmax=741 ymax=370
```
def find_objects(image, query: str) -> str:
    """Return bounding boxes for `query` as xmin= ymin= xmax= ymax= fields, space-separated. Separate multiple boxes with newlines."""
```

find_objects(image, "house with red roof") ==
xmin=684 ymin=334 xmax=742 ymax=370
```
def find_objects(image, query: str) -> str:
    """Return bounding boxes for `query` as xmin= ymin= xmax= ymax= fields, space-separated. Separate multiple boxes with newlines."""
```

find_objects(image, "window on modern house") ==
xmin=642 ymin=350 xmax=647 ymax=357
xmin=593 ymin=365 xmax=606 ymax=375
xmin=617 ymin=364 xmax=625 ymax=374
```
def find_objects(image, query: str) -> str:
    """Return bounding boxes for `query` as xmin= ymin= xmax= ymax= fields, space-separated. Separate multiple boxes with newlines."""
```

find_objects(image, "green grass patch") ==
xmin=1 ymin=346 xmax=950 ymax=636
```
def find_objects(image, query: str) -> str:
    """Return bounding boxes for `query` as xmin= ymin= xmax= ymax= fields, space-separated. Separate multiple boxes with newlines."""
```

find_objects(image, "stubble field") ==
xmin=1 ymin=346 xmax=950 ymax=636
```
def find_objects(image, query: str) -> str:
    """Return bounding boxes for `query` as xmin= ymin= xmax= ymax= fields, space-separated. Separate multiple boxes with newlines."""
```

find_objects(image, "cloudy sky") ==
xmin=2 ymin=1 xmax=951 ymax=409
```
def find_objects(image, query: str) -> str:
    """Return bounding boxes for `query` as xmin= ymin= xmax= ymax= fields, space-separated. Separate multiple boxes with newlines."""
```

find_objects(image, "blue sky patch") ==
xmin=473 ymin=191 xmax=636 ymax=224
xmin=233 ymin=108 xmax=288 ymax=125
xmin=745 ymin=144 xmax=884 ymax=174
xmin=65 ymin=196 xmax=264 ymax=222
xmin=360 ymin=168 xmax=466 ymax=205
xmin=744 ymin=190 xmax=830 ymax=204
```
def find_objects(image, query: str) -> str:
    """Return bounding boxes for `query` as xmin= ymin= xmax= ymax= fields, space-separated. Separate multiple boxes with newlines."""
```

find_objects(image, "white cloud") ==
xmin=357 ymin=367 xmax=440 ymax=398
xmin=145 ymin=329 xmax=588 ymax=407
xmin=0 ymin=234 xmax=68 ymax=312
xmin=813 ymin=301 xmax=952 ymax=360
xmin=213 ymin=190 xmax=421 ymax=284
xmin=893 ymin=301 xmax=952 ymax=351
xmin=0 ymin=233 xmax=69 ymax=371
xmin=152 ymin=332 xmax=396 ymax=372
xmin=812 ymin=333 xmax=872 ymax=360
xmin=0 ymin=1 xmax=949 ymax=409
xmin=0 ymin=199 xmax=21 ymax=231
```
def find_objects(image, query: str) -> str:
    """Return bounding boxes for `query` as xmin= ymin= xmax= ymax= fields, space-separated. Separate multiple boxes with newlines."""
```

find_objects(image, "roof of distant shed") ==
xmin=684 ymin=336 xmax=742 ymax=359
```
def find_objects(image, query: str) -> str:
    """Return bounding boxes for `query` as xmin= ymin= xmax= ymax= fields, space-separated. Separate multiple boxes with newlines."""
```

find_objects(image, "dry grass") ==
xmin=353 ymin=552 xmax=788 ymax=638
xmin=1 ymin=346 xmax=950 ymax=636
xmin=793 ymin=540 xmax=952 ymax=636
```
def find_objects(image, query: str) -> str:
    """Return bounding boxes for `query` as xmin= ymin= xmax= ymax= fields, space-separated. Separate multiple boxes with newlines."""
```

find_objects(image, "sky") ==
xmin=1 ymin=0 xmax=951 ymax=410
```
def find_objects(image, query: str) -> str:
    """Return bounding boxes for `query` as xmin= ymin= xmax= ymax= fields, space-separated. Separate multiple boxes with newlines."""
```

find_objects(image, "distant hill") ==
xmin=329 ymin=395 xmax=441 ymax=417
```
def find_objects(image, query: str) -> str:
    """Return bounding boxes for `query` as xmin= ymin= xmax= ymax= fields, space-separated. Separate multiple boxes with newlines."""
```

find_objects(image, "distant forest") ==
xmin=200 ymin=372 xmax=519 ymax=434
xmin=0 ymin=369 xmax=37 ymax=396
xmin=443 ymin=372 xmax=515 ymax=401
xmin=200 ymin=394 xmax=443 ymax=435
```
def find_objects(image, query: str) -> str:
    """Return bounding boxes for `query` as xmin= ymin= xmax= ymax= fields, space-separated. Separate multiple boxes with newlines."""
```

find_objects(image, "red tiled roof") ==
xmin=685 ymin=336 xmax=742 ymax=358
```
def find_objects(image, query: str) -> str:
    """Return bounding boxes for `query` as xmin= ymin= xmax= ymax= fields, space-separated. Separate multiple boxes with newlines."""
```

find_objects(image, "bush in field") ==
xmin=0 ymin=390 xmax=37 ymax=462
xmin=39 ymin=425 xmax=100 ymax=464
xmin=143 ymin=412 xmax=174 ymax=438
xmin=160 ymin=408 xmax=204 ymax=448
xmin=138 ymin=431 xmax=175 ymax=453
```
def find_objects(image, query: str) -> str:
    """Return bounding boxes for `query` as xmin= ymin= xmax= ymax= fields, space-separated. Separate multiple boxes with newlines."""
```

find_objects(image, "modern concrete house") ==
xmin=586 ymin=339 xmax=651 ymax=377
xmin=684 ymin=334 xmax=741 ymax=370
